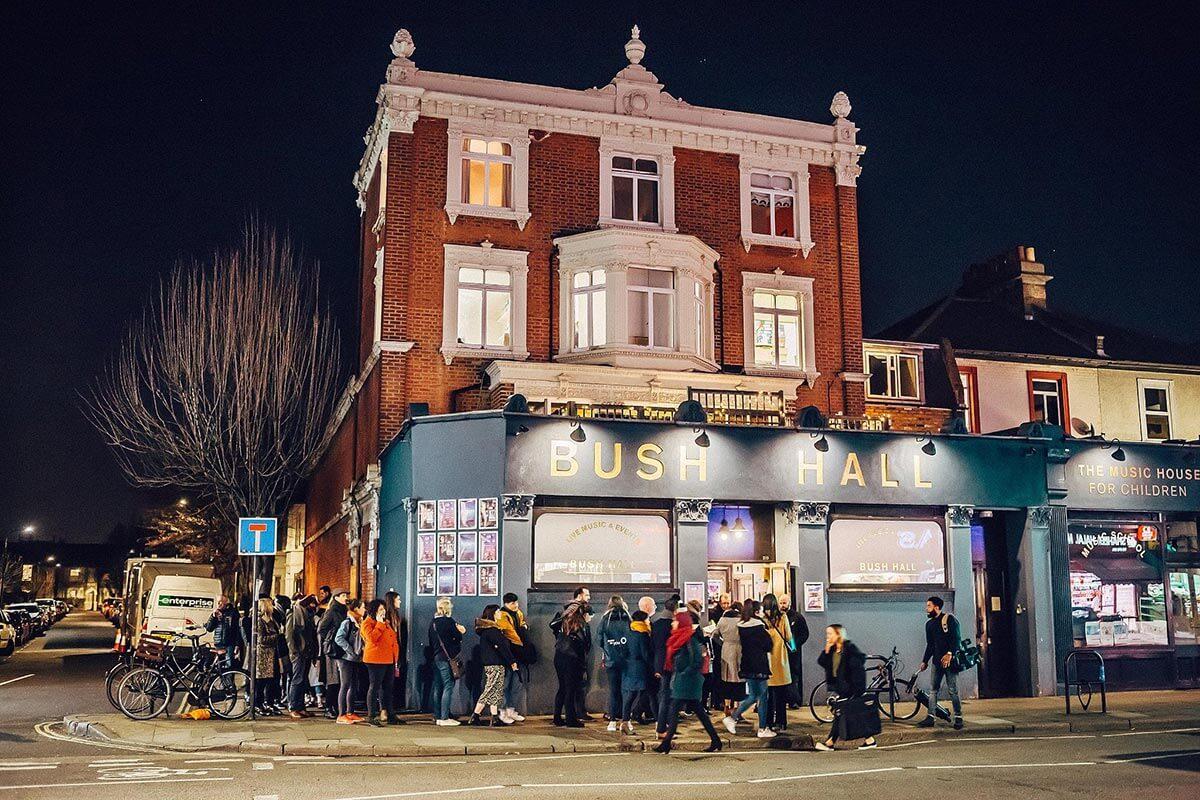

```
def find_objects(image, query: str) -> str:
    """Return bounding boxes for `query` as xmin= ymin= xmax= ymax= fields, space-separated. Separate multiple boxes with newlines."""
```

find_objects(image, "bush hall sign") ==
xmin=504 ymin=419 xmax=1046 ymax=508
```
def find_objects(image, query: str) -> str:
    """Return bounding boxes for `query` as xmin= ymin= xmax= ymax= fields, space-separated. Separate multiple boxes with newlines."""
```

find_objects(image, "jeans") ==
xmin=928 ymin=664 xmax=962 ymax=719
xmin=432 ymin=659 xmax=455 ymax=720
xmin=622 ymin=689 xmax=650 ymax=722
xmin=554 ymin=653 xmax=584 ymax=723
xmin=605 ymin=662 xmax=626 ymax=719
xmin=503 ymin=667 xmax=521 ymax=710
xmin=661 ymin=698 xmax=720 ymax=745
xmin=336 ymin=660 xmax=357 ymax=717
xmin=366 ymin=663 xmax=393 ymax=719
xmin=655 ymin=672 xmax=673 ymax=733
xmin=735 ymin=677 xmax=770 ymax=731
xmin=768 ymin=685 xmax=789 ymax=730
xmin=288 ymin=656 xmax=309 ymax=711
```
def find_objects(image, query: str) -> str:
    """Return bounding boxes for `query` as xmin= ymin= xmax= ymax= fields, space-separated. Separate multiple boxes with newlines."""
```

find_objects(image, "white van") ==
xmin=143 ymin=575 xmax=223 ymax=645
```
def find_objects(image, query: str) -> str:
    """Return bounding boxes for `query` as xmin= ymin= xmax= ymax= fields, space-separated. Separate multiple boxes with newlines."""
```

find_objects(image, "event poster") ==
xmin=479 ymin=564 xmax=499 ymax=596
xmin=479 ymin=530 xmax=499 ymax=562
xmin=437 ymin=531 xmax=457 ymax=562
xmin=458 ymin=498 xmax=478 ymax=529
xmin=803 ymin=581 xmax=826 ymax=612
xmin=416 ymin=565 xmax=435 ymax=596
xmin=457 ymin=530 xmax=478 ymax=562
xmin=417 ymin=532 xmax=436 ymax=564
xmin=436 ymin=565 xmax=456 ymax=595
xmin=457 ymin=564 xmax=478 ymax=596
xmin=479 ymin=497 xmax=499 ymax=529
xmin=417 ymin=500 xmax=437 ymax=532
xmin=437 ymin=499 xmax=457 ymax=530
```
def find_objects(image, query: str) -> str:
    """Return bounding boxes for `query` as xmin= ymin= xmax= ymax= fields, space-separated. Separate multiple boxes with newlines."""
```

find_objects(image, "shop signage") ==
xmin=505 ymin=418 xmax=1046 ymax=507
xmin=1068 ymin=524 xmax=1154 ymax=559
xmin=1064 ymin=445 xmax=1200 ymax=512
xmin=156 ymin=594 xmax=215 ymax=609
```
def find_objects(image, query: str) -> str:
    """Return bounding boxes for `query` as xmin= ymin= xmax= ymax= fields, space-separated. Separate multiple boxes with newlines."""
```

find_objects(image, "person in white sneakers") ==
xmin=495 ymin=593 xmax=530 ymax=723
xmin=724 ymin=600 xmax=776 ymax=739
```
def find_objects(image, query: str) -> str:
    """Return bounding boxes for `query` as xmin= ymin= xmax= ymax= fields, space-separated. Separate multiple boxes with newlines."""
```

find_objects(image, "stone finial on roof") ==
xmin=390 ymin=29 xmax=415 ymax=60
xmin=830 ymin=91 xmax=852 ymax=119
xmin=625 ymin=25 xmax=646 ymax=65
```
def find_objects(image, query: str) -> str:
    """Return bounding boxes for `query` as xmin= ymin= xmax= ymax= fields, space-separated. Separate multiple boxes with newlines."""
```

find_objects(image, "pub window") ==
xmin=611 ymin=155 xmax=660 ymax=224
xmin=461 ymin=138 xmax=513 ymax=209
xmin=866 ymin=351 xmax=921 ymax=401
xmin=827 ymin=517 xmax=946 ymax=587
xmin=1138 ymin=378 xmax=1173 ymax=441
xmin=570 ymin=268 xmax=607 ymax=350
xmin=532 ymin=511 xmax=672 ymax=585
xmin=627 ymin=266 xmax=674 ymax=348
xmin=456 ymin=267 xmax=512 ymax=349
xmin=1027 ymin=371 xmax=1067 ymax=427
xmin=1069 ymin=522 xmax=1167 ymax=647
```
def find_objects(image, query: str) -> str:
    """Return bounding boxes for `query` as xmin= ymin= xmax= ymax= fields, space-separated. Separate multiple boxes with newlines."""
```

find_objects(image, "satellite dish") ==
xmin=1070 ymin=417 xmax=1096 ymax=438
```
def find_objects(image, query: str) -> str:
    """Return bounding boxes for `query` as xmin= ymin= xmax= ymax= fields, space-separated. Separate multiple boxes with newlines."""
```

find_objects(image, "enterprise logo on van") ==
xmin=157 ymin=595 xmax=215 ymax=609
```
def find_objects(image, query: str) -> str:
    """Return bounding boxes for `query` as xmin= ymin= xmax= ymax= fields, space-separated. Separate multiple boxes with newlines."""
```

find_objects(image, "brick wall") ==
xmin=867 ymin=403 xmax=953 ymax=433
xmin=305 ymin=518 xmax=350 ymax=594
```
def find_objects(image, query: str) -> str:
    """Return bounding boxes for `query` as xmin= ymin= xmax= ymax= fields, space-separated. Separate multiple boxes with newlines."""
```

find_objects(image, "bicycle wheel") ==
xmin=117 ymin=667 xmax=171 ymax=720
xmin=1076 ymin=681 xmax=1094 ymax=711
xmin=882 ymin=676 xmax=924 ymax=721
xmin=808 ymin=680 xmax=835 ymax=724
xmin=206 ymin=669 xmax=251 ymax=720
xmin=104 ymin=661 xmax=131 ymax=710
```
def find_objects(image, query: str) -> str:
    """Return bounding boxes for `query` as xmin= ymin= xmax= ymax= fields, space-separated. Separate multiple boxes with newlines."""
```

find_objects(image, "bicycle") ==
xmin=809 ymin=646 xmax=933 ymax=724
xmin=115 ymin=625 xmax=250 ymax=721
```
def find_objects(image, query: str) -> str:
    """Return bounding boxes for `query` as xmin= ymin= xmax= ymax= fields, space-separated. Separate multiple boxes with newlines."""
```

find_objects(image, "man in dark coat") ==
xmin=779 ymin=593 xmax=810 ymax=708
xmin=651 ymin=595 xmax=679 ymax=734
xmin=285 ymin=594 xmax=318 ymax=718
xmin=918 ymin=595 xmax=963 ymax=729
xmin=316 ymin=589 xmax=349 ymax=719
xmin=204 ymin=596 xmax=242 ymax=669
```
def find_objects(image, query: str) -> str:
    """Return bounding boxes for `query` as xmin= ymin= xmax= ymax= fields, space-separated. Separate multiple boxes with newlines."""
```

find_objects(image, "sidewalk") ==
xmin=66 ymin=689 xmax=1200 ymax=757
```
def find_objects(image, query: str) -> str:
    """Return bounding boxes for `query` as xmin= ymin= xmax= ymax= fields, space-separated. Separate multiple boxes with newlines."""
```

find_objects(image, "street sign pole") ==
xmin=249 ymin=563 xmax=256 ymax=721
xmin=238 ymin=517 xmax=278 ymax=723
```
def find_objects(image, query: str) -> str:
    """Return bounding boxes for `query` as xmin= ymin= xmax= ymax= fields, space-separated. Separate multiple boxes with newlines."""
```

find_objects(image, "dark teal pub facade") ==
xmin=374 ymin=410 xmax=1199 ymax=715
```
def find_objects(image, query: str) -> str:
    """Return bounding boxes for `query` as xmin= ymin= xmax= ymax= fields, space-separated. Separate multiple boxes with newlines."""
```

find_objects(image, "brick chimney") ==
xmin=960 ymin=245 xmax=1052 ymax=316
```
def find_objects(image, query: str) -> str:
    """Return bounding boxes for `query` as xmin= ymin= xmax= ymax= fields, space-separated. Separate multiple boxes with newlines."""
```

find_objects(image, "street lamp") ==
xmin=1 ymin=524 xmax=35 ymax=602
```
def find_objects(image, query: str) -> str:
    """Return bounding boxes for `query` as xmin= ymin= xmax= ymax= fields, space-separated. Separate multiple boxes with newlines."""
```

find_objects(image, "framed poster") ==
xmin=457 ymin=530 xmax=478 ymax=562
xmin=803 ymin=581 xmax=826 ymax=612
xmin=417 ymin=532 xmax=436 ymax=564
xmin=684 ymin=581 xmax=705 ymax=608
xmin=436 ymin=565 xmax=456 ymax=595
xmin=437 ymin=499 xmax=457 ymax=530
xmin=479 ymin=564 xmax=499 ymax=596
xmin=479 ymin=497 xmax=499 ymax=529
xmin=479 ymin=529 xmax=499 ymax=562
xmin=417 ymin=500 xmax=437 ymax=532
xmin=457 ymin=564 xmax=478 ymax=596
xmin=417 ymin=566 xmax=436 ymax=596
xmin=458 ymin=498 xmax=478 ymax=529
xmin=437 ymin=531 xmax=457 ymax=563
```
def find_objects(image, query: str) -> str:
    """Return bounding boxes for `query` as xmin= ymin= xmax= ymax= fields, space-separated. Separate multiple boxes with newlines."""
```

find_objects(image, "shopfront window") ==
xmin=1068 ymin=522 xmax=1168 ymax=647
xmin=533 ymin=511 xmax=671 ymax=585
xmin=827 ymin=517 xmax=946 ymax=586
xmin=1169 ymin=570 xmax=1199 ymax=643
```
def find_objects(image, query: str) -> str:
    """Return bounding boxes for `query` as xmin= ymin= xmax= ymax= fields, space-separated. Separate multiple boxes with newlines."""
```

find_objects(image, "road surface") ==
xmin=2 ymin=612 xmax=1197 ymax=799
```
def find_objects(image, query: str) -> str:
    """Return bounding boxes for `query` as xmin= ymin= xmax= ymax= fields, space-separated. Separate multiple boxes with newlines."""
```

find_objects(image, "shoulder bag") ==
xmin=433 ymin=620 xmax=465 ymax=680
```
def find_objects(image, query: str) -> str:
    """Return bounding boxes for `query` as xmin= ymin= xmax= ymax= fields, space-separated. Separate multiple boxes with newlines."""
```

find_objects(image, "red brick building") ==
xmin=304 ymin=26 xmax=868 ymax=595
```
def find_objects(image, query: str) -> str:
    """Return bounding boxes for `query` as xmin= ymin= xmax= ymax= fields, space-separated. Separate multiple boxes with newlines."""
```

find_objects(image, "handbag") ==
xmin=950 ymin=638 xmax=981 ymax=674
xmin=433 ymin=622 xmax=465 ymax=680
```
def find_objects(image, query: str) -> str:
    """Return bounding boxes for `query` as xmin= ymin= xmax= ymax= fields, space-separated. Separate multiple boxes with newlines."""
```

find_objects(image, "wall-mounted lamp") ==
xmin=694 ymin=427 xmax=710 ymax=448
xmin=569 ymin=420 xmax=586 ymax=443
xmin=810 ymin=432 xmax=829 ymax=453
xmin=918 ymin=436 xmax=937 ymax=456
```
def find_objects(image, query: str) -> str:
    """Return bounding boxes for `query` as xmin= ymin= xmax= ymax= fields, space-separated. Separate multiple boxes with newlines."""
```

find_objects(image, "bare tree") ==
xmin=84 ymin=224 xmax=342 ymax=565
xmin=142 ymin=502 xmax=240 ymax=588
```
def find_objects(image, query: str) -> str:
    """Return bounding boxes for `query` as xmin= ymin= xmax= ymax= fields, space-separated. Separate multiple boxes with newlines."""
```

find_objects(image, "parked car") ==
xmin=2 ymin=609 xmax=33 ymax=644
xmin=0 ymin=613 xmax=15 ymax=657
xmin=7 ymin=603 xmax=48 ymax=636
xmin=35 ymin=598 xmax=63 ymax=623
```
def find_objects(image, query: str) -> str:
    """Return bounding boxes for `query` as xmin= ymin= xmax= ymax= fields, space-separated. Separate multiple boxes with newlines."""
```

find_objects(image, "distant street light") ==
xmin=177 ymin=498 xmax=189 ymax=508
xmin=1 ymin=524 xmax=36 ymax=601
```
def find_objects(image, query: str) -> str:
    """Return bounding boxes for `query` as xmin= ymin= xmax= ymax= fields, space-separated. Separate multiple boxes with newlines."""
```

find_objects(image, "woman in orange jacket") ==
xmin=361 ymin=599 xmax=400 ymax=726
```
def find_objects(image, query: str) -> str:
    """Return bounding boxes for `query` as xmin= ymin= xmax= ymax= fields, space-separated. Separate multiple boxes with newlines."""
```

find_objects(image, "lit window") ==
xmin=867 ymin=351 xmax=921 ymax=401
xmin=611 ymin=155 xmax=660 ymax=224
xmin=693 ymin=281 xmax=706 ymax=358
xmin=959 ymin=368 xmax=980 ymax=433
xmin=456 ymin=268 xmax=512 ymax=349
xmin=571 ymin=269 xmax=607 ymax=350
xmin=749 ymin=172 xmax=795 ymax=238
xmin=1028 ymin=373 xmax=1066 ymax=427
xmin=753 ymin=291 xmax=802 ymax=369
xmin=461 ymin=138 xmax=513 ymax=209
xmin=441 ymin=243 xmax=529 ymax=364
xmin=627 ymin=267 xmax=674 ymax=348
xmin=1138 ymin=379 xmax=1172 ymax=441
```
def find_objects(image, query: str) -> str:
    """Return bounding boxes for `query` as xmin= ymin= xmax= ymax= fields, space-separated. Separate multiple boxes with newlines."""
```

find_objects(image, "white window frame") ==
xmin=371 ymin=249 xmax=384 ymax=347
xmin=555 ymin=228 xmax=716 ymax=372
xmin=738 ymin=156 xmax=815 ymax=256
xmin=440 ymin=242 xmax=529 ymax=365
xmin=627 ymin=267 xmax=675 ymax=349
xmin=599 ymin=138 xmax=676 ymax=233
xmin=741 ymin=270 xmax=818 ymax=384
xmin=864 ymin=348 xmax=923 ymax=403
xmin=1137 ymin=378 xmax=1174 ymax=442
xmin=1029 ymin=377 xmax=1064 ymax=426
xmin=570 ymin=268 xmax=607 ymax=351
xmin=445 ymin=120 xmax=531 ymax=230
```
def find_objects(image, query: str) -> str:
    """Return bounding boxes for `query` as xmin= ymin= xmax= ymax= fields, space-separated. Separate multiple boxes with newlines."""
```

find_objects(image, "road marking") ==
xmin=254 ymin=796 xmax=279 ymax=800
xmin=1102 ymin=727 xmax=1200 ymax=737
xmin=283 ymin=760 xmax=464 ymax=766
xmin=523 ymin=781 xmax=734 ymax=787
xmin=183 ymin=758 xmax=245 ymax=764
xmin=879 ymin=739 xmax=937 ymax=749
xmin=0 ymin=766 xmax=57 ymax=772
xmin=748 ymin=767 xmax=905 ymax=783
xmin=252 ymin=761 xmax=274 ymax=770
xmin=332 ymin=786 xmax=504 ymax=800
xmin=35 ymin=721 xmax=166 ymax=755
xmin=0 ymin=673 xmax=34 ymax=687
xmin=917 ymin=761 xmax=1096 ymax=769
xmin=479 ymin=752 xmax=629 ymax=763
xmin=0 ymin=776 xmax=234 ymax=790
xmin=1105 ymin=749 xmax=1200 ymax=764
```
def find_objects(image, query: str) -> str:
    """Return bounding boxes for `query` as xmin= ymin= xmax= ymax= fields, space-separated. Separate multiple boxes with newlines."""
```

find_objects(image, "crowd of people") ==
xmin=203 ymin=583 xmax=966 ymax=748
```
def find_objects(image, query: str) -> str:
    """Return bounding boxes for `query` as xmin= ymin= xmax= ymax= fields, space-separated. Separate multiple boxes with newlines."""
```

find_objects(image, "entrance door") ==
xmin=973 ymin=513 xmax=1020 ymax=697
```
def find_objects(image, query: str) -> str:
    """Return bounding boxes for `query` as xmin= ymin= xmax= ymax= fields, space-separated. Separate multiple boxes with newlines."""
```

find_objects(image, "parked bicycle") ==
xmin=809 ymin=646 xmax=949 ymax=724
xmin=114 ymin=625 xmax=249 ymax=720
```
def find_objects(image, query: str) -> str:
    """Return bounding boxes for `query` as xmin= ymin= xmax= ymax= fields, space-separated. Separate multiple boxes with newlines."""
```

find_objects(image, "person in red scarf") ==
xmin=653 ymin=611 xmax=722 ymax=754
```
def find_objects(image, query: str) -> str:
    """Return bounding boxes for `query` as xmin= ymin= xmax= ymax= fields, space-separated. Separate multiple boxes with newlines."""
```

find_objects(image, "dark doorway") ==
xmin=972 ymin=511 xmax=1020 ymax=697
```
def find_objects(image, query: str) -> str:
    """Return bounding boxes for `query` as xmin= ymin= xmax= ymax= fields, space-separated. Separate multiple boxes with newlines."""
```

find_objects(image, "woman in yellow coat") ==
xmin=762 ymin=593 xmax=793 ymax=731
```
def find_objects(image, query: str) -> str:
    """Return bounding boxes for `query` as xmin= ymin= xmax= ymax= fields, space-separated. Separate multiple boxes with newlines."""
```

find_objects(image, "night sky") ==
xmin=1 ymin=2 xmax=1197 ymax=543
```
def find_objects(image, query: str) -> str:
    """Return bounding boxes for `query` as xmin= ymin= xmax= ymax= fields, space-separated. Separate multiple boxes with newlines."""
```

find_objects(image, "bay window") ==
xmin=627 ymin=267 xmax=674 ymax=348
xmin=440 ymin=243 xmax=529 ymax=364
xmin=571 ymin=269 xmax=607 ymax=350
xmin=741 ymin=271 xmax=817 ymax=382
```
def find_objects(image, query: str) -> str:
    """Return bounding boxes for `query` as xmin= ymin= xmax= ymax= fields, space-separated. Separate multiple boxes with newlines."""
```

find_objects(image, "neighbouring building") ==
xmin=877 ymin=245 xmax=1200 ymax=688
xmin=270 ymin=504 xmax=306 ymax=597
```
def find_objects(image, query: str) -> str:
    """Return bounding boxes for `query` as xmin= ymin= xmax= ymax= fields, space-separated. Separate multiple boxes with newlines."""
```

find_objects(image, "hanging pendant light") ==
xmin=732 ymin=507 xmax=747 ymax=538
xmin=718 ymin=513 xmax=729 ymax=541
